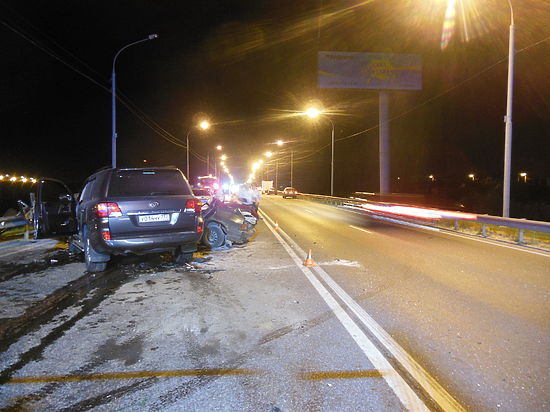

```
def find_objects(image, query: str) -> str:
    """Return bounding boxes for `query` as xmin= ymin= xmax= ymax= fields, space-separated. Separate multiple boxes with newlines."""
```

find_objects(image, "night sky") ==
xmin=1 ymin=0 xmax=549 ymax=199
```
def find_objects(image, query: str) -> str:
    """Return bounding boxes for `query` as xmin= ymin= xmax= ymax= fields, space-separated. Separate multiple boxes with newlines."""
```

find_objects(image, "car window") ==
xmin=108 ymin=170 xmax=192 ymax=197
xmin=193 ymin=189 xmax=212 ymax=196
xmin=79 ymin=179 xmax=95 ymax=201
xmin=41 ymin=180 xmax=71 ymax=202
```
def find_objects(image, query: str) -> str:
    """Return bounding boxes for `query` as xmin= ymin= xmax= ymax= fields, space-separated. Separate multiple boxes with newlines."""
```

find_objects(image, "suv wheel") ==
xmin=203 ymin=222 xmax=226 ymax=249
xmin=84 ymin=235 xmax=107 ymax=272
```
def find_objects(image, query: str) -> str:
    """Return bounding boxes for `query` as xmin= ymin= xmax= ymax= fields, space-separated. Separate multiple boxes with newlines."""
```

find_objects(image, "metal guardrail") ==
xmin=297 ymin=193 xmax=550 ymax=248
xmin=0 ymin=215 xmax=28 ymax=231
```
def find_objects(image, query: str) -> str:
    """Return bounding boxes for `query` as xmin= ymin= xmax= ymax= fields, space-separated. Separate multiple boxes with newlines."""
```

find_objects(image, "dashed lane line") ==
xmin=349 ymin=225 xmax=373 ymax=234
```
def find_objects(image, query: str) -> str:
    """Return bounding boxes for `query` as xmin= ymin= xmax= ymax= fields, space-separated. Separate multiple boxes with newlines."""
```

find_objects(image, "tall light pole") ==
xmin=111 ymin=34 xmax=158 ymax=168
xmin=305 ymin=108 xmax=335 ymax=196
xmin=186 ymin=120 xmax=210 ymax=179
xmin=503 ymin=0 xmax=515 ymax=217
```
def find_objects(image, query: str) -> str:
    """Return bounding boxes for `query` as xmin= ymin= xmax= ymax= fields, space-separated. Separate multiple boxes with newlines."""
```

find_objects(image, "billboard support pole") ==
xmin=379 ymin=91 xmax=390 ymax=195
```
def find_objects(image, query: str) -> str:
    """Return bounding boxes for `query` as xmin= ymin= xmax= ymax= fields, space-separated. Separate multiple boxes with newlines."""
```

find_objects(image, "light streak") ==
xmin=361 ymin=203 xmax=477 ymax=220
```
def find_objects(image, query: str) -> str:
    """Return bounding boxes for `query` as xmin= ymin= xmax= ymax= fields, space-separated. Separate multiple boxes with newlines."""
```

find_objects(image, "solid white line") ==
xmin=260 ymin=210 xmax=429 ymax=412
xmin=350 ymin=225 xmax=372 ymax=234
xmin=261 ymin=209 xmax=466 ymax=412
xmin=0 ymin=242 xmax=43 ymax=259
xmin=304 ymin=209 xmax=314 ymax=214
xmin=436 ymin=229 xmax=550 ymax=258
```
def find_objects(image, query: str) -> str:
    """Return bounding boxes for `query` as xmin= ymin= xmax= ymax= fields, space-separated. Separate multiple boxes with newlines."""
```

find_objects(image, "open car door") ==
xmin=32 ymin=178 xmax=77 ymax=239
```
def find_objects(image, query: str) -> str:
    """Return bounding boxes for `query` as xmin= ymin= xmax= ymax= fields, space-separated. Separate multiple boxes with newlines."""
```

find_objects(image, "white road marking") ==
xmin=319 ymin=259 xmax=362 ymax=268
xmin=436 ymin=230 xmax=550 ymax=258
xmin=261 ymin=210 xmax=439 ymax=412
xmin=303 ymin=208 xmax=314 ymax=214
xmin=350 ymin=225 xmax=373 ymax=234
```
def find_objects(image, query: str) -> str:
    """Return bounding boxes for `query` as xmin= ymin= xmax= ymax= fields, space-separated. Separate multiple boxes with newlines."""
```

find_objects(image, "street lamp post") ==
xmin=111 ymin=34 xmax=158 ymax=168
xmin=503 ymin=0 xmax=515 ymax=217
xmin=186 ymin=120 xmax=210 ymax=179
xmin=290 ymin=150 xmax=294 ymax=187
xmin=305 ymin=108 xmax=335 ymax=196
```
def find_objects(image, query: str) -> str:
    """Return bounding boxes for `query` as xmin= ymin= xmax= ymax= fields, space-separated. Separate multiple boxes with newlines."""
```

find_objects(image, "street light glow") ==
xmin=216 ymin=145 xmax=222 ymax=150
xmin=220 ymin=154 xmax=227 ymax=161
xmin=305 ymin=107 xmax=320 ymax=118
xmin=199 ymin=120 xmax=210 ymax=130
xmin=276 ymin=140 xmax=284 ymax=146
xmin=265 ymin=151 xmax=273 ymax=157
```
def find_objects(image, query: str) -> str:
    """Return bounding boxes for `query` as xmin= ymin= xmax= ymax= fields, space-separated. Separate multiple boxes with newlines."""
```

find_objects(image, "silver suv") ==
xmin=32 ymin=167 xmax=203 ymax=272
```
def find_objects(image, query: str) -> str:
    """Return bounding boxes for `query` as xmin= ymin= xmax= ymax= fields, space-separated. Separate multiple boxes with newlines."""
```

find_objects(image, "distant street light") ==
xmin=304 ymin=107 xmax=335 ymax=196
xmin=519 ymin=172 xmax=527 ymax=183
xmin=111 ymin=34 xmax=158 ymax=168
xmin=468 ymin=173 xmax=475 ymax=181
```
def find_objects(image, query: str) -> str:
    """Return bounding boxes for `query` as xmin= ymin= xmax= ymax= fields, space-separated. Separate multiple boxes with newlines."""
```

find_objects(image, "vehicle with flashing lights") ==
xmin=282 ymin=187 xmax=298 ymax=198
xmin=195 ymin=175 xmax=220 ymax=191
xmin=32 ymin=167 xmax=203 ymax=272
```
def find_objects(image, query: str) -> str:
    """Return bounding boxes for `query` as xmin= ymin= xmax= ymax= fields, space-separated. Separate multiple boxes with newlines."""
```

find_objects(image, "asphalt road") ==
xmin=0 ymin=196 xmax=548 ymax=411
xmin=259 ymin=194 xmax=550 ymax=412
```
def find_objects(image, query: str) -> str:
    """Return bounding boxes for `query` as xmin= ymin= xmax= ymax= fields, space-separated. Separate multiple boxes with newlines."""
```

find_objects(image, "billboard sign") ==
xmin=318 ymin=52 xmax=422 ymax=90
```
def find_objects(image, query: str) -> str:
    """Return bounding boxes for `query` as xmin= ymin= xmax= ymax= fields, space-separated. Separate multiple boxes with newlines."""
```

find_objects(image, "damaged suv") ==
xmin=32 ymin=167 xmax=203 ymax=272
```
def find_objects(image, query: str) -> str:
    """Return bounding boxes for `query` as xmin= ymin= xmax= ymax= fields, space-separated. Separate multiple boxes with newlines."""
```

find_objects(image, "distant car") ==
xmin=267 ymin=188 xmax=277 ymax=195
xmin=192 ymin=187 xmax=214 ymax=207
xmin=282 ymin=187 xmax=298 ymax=198
xmin=33 ymin=167 xmax=203 ymax=272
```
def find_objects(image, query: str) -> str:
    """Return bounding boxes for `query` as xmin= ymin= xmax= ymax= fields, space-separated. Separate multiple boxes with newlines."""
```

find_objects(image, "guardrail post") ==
xmin=482 ymin=224 xmax=487 ymax=238
xmin=454 ymin=220 xmax=459 ymax=231
xmin=518 ymin=229 xmax=524 ymax=244
xmin=24 ymin=224 xmax=29 ymax=241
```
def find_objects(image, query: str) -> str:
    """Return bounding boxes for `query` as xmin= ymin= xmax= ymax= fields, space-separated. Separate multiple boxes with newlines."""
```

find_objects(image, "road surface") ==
xmin=0 ymin=195 xmax=548 ymax=411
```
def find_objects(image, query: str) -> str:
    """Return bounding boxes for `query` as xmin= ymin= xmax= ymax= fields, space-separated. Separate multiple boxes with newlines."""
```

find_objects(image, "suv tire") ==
xmin=84 ymin=234 xmax=108 ymax=272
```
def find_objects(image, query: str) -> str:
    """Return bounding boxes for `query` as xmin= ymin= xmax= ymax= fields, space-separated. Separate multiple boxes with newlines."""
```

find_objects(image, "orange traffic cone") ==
xmin=303 ymin=249 xmax=316 ymax=267
xmin=274 ymin=221 xmax=280 ymax=231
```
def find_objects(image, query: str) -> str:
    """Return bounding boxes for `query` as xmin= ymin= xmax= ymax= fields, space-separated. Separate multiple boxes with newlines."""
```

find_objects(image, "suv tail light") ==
xmin=185 ymin=199 xmax=203 ymax=213
xmin=96 ymin=202 xmax=122 ymax=218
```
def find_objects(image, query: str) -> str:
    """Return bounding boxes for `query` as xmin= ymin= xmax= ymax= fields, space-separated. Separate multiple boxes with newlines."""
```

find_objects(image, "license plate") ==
xmin=138 ymin=214 xmax=170 ymax=223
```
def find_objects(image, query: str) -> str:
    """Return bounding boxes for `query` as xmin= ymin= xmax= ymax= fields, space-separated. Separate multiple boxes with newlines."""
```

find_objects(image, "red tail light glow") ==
xmin=102 ymin=230 xmax=111 ymax=240
xmin=96 ymin=202 xmax=122 ymax=218
xmin=185 ymin=199 xmax=203 ymax=213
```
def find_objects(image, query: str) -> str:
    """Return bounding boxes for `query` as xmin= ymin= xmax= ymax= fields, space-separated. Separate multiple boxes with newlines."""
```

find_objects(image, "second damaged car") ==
xmin=201 ymin=197 xmax=256 ymax=249
xmin=32 ymin=167 xmax=203 ymax=272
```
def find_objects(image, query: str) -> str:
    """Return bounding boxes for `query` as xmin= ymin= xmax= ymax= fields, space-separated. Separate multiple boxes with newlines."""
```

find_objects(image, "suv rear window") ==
xmin=108 ymin=170 xmax=192 ymax=197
